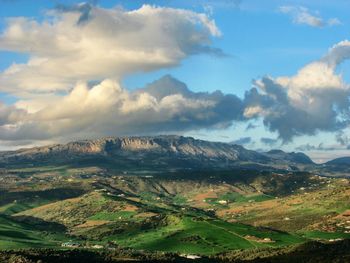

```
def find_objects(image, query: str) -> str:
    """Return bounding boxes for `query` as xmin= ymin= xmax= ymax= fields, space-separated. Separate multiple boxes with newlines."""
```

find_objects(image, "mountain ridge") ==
xmin=326 ymin=156 xmax=350 ymax=166
xmin=0 ymin=135 xmax=317 ymax=171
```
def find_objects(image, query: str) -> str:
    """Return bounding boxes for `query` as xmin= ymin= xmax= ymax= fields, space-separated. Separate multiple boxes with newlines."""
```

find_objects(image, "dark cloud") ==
xmin=245 ymin=122 xmax=258 ymax=130
xmin=295 ymin=143 xmax=339 ymax=151
xmin=260 ymin=137 xmax=279 ymax=146
xmin=231 ymin=137 xmax=252 ymax=145
xmin=335 ymin=131 xmax=349 ymax=145
xmin=139 ymin=75 xmax=245 ymax=130
xmin=55 ymin=2 xmax=98 ymax=25
xmin=243 ymin=77 xmax=350 ymax=142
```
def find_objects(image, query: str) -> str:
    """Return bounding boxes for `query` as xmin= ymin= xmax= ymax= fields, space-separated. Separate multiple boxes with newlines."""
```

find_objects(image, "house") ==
xmin=91 ymin=244 xmax=104 ymax=249
xmin=180 ymin=254 xmax=201 ymax=259
xmin=329 ymin=238 xmax=343 ymax=242
xmin=61 ymin=241 xmax=80 ymax=248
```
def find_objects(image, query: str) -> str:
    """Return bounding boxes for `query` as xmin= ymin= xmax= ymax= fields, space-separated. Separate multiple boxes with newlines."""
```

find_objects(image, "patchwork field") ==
xmin=0 ymin=166 xmax=349 ymax=261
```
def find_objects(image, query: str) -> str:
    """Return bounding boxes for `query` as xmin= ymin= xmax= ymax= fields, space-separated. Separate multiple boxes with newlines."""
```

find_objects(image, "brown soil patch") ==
xmin=126 ymin=197 xmax=141 ymax=203
xmin=134 ymin=212 xmax=158 ymax=218
xmin=192 ymin=191 xmax=217 ymax=202
xmin=123 ymin=205 xmax=138 ymax=212
xmin=245 ymin=235 xmax=275 ymax=243
xmin=76 ymin=220 xmax=109 ymax=228
xmin=342 ymin=210 xmax=350 ymax=217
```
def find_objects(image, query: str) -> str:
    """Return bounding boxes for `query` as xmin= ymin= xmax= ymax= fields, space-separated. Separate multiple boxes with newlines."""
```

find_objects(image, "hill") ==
xmin=263 ymin=150 xmax=314 ymax=165
xmin=326 ymin=157 xmax=350 ymax=166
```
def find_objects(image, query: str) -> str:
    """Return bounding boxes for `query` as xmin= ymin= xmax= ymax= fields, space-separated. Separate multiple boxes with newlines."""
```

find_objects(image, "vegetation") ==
xmin=0 ymin=164 xmax=348 ymax=262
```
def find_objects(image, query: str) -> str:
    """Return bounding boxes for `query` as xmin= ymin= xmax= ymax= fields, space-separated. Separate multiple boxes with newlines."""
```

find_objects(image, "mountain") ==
xmin=263 ymin=149 xmax=314 ymax=165
xmin=0 ymin=136 xmax=314 ymax=171
xmin=326 ymin=157 xmax=350 ymax=166
xmin=320 ymin=156 xmax=350 ymax=175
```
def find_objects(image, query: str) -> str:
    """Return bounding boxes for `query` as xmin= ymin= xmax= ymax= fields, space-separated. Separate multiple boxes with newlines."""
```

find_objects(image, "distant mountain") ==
xmin=326 ymin=157 xmax=350 ymax=166
xmin=263 ymin=149 xmax=314 ymax=165
xmin=0 ymin=136 xmax=315 ymax=171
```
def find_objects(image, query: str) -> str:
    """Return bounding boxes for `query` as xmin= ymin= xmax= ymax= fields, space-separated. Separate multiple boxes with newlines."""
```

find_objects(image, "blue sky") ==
xmin=0 ymin=0 xmax=350 ymax=162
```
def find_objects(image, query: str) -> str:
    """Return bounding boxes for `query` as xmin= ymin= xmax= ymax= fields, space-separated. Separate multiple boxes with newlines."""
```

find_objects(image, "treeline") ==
xmin=1 ymin=239 xmax=350 ymax=263
xmin=214 ymin=239 xmax=350 ymax=262
xmin=0 ymin=248 xmax=213 ymax=263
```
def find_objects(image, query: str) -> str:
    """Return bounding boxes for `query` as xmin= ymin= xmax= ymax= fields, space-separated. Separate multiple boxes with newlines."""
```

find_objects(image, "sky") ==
xmin=0 ymin=0 xmax=350 ymax=163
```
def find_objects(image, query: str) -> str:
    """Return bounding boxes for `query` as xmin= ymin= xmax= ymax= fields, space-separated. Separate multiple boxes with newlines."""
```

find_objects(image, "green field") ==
xmin=0 ymin=200 xmax=52 ymax=215
xmin=89 ymin=211 xmax=137 ymax=220
xmin=301 ymin=231 xmax=350 ymax=240
xmin=105 ymin=216 xmax=306 ymax=255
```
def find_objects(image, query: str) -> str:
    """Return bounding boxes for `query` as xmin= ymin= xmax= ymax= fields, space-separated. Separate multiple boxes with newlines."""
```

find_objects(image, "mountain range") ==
xmin=0 ymin=135 xmax=347 ymax=175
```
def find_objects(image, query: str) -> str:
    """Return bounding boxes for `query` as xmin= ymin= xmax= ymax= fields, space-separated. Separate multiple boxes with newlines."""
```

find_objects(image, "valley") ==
xmin=0 ymin=136 xmax=349 ymax=262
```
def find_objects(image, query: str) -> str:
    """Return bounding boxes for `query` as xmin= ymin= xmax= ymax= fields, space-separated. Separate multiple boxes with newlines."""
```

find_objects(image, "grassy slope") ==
xmin=105 ymin=216 xmax=305 ymax=255
xmin=215 ymin=181 xmax=350 ymax=239
xmin=10 ymin=190 xmax=307 ymax=255
xmin=0 ymin=215 xmax=69 ymax=249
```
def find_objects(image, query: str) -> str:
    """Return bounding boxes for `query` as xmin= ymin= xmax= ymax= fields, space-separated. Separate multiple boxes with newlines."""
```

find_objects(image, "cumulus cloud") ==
xmin=279 ymin=6 xmax=341 ymax=27
xmin=0 ymin=4 xmax=221 ymax=95
xmin=0 ymin=4 xmax=239 ymax=145
xmin=0 ymin=102 xmax=27 ymax=126
xmin=2 ymin=38 xmax=350 ymax=144
xmin=0 ymin=75 xmax=244 ymax=142
xmin=1 ymin=3 xmax=350 ymax=148
xmin=243 ymin=40 xmax=350 ymax=142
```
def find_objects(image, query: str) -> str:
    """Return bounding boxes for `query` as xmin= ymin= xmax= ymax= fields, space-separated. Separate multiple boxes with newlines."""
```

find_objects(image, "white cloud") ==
xmin=328 ymin=18 xmax=342 ymax=26
xmin=243 ymin=105 xmax=265 ymax=118
xmin=0 ymin=102 xmax=26 ymax=125
xmin=0 ymin=3 xmax=349 ymax=148
xmin=243 ymin=40 xmax=350 ymax=141
xmin=0 ymin=75 xmax=243 ymax=142
xmin=279 ymin=6 xmax=341 ymax=28
xmin=0 ymin=4 xmax=238 ymax=145
xmin=0 ymin=4 xmax=221 ymax=95
xmin=322 ymin=40 xmax=350 ymax=67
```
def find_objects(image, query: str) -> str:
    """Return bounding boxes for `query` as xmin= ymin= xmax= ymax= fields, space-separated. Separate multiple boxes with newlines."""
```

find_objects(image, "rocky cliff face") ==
xmin=3 ymin=135 xmax=242 ymax=159
xmin=0 ymin=135 xmax=313 ymax=170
